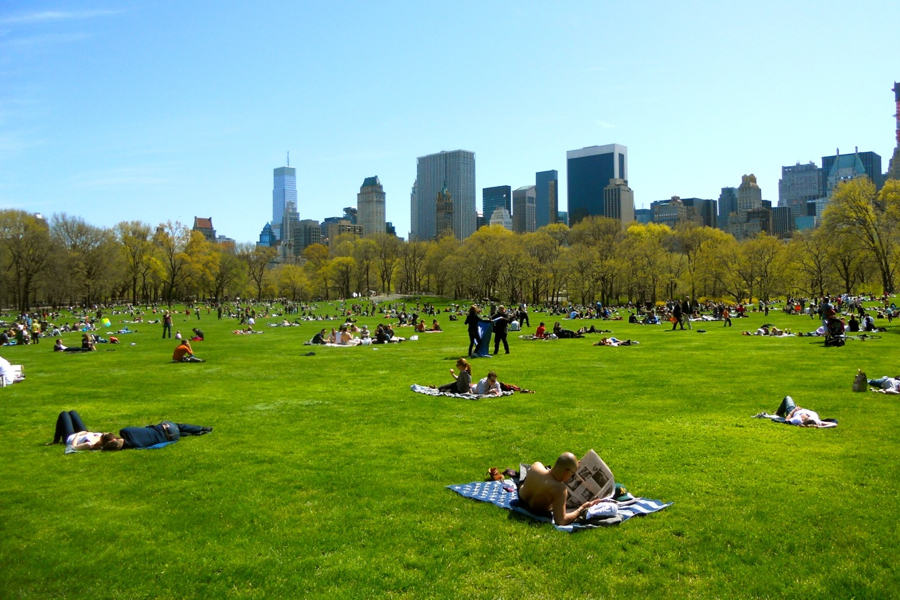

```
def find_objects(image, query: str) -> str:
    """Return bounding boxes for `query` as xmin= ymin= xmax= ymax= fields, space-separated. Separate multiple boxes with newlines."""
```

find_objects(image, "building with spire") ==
xmin=272 ymin=154 xmax=297 ymax=241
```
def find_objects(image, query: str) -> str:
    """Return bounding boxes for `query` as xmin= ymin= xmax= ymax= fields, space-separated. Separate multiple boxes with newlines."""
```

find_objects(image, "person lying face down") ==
xmin=517 ymin=452 xmax=603 ymax=526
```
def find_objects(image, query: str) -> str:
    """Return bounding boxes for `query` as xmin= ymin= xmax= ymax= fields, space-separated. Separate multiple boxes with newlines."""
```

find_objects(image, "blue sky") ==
xmin=2 ymin=1 xmax=899 ymax=243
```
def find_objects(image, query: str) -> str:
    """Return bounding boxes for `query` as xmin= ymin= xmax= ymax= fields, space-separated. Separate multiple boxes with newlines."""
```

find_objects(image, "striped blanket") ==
xmin=411 ymin=384 xmax=514 ymax=400
xmin=447 ymin=480 xmax=672 ymax=532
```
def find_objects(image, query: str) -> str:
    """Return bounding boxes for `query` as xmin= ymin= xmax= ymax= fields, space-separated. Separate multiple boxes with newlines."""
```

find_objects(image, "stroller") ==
xmin=824 ymin=318 xmax=845 ymax=347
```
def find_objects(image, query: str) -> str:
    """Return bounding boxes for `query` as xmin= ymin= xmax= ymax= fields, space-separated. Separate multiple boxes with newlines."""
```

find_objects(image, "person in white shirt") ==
xmin=472 ymin=371 xmax=501 ymax=396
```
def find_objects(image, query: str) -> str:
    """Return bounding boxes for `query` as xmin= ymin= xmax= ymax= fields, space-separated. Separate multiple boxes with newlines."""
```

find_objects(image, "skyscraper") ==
xmin=718 ymin=187 xmax=738 ymax=229
xmin=822 ymin=149 xmax=882 ymax=191
xmin=512 ymin=186 xmax=536 ymax=233
xmin=357 ymin=176 xmax=386 ymax=237
xmin=603 ymin=179 xmax=635 ymax=230
xmin=737 ymin=174 xmax=762 ymax=212
xmin=482 ymin=185 xmax=511 ymax=226
xmin=888 ymin=82 xmax=900 ymax=181
xmin=411 ymin=150 xmax=476 ymax=241
xmin=778 ymin=162 xmax=823 ymax=216
xmin=535 ymin=170 xmax=558 ymax=229
xmin=566 ymin=144 xmax=628 ymax=225
xmin=272 ymin=164 xmax=297 ymax=240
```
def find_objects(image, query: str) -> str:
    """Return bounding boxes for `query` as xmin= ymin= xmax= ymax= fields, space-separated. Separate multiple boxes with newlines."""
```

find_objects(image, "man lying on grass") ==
xmin=517 ymin=452 xmax=603 ymax=526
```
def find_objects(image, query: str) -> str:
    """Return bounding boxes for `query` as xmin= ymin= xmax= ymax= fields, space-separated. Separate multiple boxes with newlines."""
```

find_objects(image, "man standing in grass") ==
xmin=518 ymin=452 xmax=601 ymax=526
xmin=162 ymin=311 xmax=173 ymax=339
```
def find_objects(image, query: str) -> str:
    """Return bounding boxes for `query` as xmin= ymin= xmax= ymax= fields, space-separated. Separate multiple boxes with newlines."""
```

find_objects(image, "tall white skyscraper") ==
xmin=411 ymin=150 xmax=476 ymax=241
xmin=272 ymin=164 xmax=297 ymax=240
xmin=357 ymin=176 xmax=386 ymax=236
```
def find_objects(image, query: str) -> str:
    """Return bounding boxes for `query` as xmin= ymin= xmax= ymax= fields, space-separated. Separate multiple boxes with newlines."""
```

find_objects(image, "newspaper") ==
xmin=565 ymin=449 xmax=615 ymax=509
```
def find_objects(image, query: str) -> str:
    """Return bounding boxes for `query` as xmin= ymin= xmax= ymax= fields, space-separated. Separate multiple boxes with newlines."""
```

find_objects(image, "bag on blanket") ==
xmin=853 ymin=370 xmax=867 ymax=392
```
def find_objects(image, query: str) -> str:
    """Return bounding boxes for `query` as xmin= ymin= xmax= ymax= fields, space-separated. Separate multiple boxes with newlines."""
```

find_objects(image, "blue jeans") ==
xmin=776 ymin=396 xmax=796 ymax=418
xmin=868 ymin=377 xmax=892 ymax=389
xmin=54 ymin=410 xmax=88 ymax=443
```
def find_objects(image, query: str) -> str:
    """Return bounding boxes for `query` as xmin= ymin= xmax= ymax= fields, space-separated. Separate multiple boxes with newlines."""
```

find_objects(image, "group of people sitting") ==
xmin=309 ymin=322 xmax=405 ymax=345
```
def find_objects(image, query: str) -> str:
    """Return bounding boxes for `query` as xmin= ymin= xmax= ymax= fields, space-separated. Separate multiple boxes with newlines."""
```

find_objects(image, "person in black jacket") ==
xmin=465 ymin=305 xmax=487 ymax=357
xmin=492 ymin=305 xmax=511 ymax=355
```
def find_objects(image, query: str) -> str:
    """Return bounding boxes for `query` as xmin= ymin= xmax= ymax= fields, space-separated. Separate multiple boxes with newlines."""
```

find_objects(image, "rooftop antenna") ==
xmin=287 ymin=151 xmax=290 ymax=167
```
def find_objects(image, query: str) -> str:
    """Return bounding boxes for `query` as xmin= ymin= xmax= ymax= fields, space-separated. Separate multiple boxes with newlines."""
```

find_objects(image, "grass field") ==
xmin=2 ymin=300 xmax=898 ymax=599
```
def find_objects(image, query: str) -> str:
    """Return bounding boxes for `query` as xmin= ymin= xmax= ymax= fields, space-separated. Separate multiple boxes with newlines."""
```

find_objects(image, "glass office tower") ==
xmin=566 ymin=145 xmax=627 ymax=225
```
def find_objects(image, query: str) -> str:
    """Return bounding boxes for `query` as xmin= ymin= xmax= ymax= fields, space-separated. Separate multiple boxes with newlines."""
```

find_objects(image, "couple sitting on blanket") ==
xmin=433 ymin=358 xmax=500 ymax=396
xmin=517 ymin=452 xmax=604 ymax=526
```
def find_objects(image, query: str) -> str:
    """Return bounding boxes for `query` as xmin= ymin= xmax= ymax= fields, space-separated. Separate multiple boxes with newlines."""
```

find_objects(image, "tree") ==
xmin=0 ymin=210 xmax=53 ymax=311
xmin=278 ymin=264 xmax=310 ymax=300
xmin=116 ymin=221 xmax=155 ymax=304
xmin=50 ymin=214 xmax=120 ymax=305
xmin=238 ymin=244 xmax=277 ymax=301
xmin=353 ymin=238 xmax=378 ymax=295
xmin=617 ymin=223 xmax=673 ymax=305
xmin=738 ymin=233 xmax=786 ymax=302
xmin=398 ymin=241 xmax=428 ymax=294
xmin=372 ymin=234 xmax=401 ymax=294
xmin=329 ymin=256 xmax=356 ymax=299
xmin=302 ymin=243 xmax=331 ymax=299
xmin=787 ymin=229 xmax=832 ymax=297
xmin=154 ymin=221 xmax=192 ymax=306
xmin=822 ymin=178 xmax=900 ymax=293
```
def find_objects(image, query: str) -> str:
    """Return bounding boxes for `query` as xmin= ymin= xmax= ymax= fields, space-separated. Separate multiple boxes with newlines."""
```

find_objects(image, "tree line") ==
xmin=2 ymin=178 xmax=898 ymax=312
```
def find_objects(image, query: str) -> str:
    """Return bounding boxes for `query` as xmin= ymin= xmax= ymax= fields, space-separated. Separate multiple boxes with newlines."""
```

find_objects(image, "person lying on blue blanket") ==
xmin=50 ymin=410 xmax=212 ymax=451
xmin=517 ymin=452 xmax=603 ymax=526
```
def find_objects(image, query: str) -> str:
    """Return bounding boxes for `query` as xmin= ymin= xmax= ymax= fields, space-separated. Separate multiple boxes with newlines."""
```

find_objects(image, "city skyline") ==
xmin=1 ymin=3 xmax=899 ymax=243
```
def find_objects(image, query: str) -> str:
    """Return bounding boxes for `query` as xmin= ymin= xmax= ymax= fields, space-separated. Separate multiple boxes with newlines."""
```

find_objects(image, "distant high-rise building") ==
xmin=888 ymin=82 xmax=900 ymax=181
xmin=482 ymin=186 xmax=511 ymax=226
xmin=289 ymin=219 xmax=321 ymax=254
xmin=258 ymin=223 xmax=276 ymax=247
xmin=411 ymin=150 xmax=476 ymax=240
xmin=680 ymin=198 xmax=717 ymax=228
xmin=489 ymin=207 xmax=513 ymax=231
xmin=737 ymin=174 xmax=763 ymax=212
xmin=718 ymin=187 xmax=738 ymax=229
xmin=272 ymin=164 xmax=297 ymax=240
xmin=566 ymin=144 xmax=627 ymax=225
xmin=603 ymin=179 xmax=635 ymax=230
xmin=771 ymin=206 xmax=793 ymax=239
xmin=512 ymin=186 xmax=537 ymax=233
xmin=192 ymin=217 xmax=216 ymax=242
xmin=535 ymin=170 xmax=558 ymax=228
xmin=357 ymin=176 xmax=386 ymax=237
xmin=634 ymin=208 xmax=653 ymax=224
xmin=779 ymin=162 xmax=823 ymax=217
xmin=436 ymin=184 xmax=454 ymax=237
xmin=822 ymin=149 xmax=882 ymax=191
xmin=651 ymin=197 xmax=690 ymax=228
xmin=325 ymin=220 xmax=364 ymax=247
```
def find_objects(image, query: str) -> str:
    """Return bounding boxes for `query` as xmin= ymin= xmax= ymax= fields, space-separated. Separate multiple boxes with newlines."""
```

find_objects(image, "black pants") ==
xmin=494 ymin=332 xmax=509 ymax=354
xmin=468 ymin=331 xmax=481 ymax=356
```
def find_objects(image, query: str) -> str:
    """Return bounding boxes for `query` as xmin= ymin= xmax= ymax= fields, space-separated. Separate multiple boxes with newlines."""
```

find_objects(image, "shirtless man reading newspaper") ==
xmin=517 ymin=452 xmax=605 ymax=526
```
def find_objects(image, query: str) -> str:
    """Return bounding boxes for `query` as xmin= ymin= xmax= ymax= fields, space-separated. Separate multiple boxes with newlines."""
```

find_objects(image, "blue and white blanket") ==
xmin=447 ymin=480 xmax=672 ymax=532
xmin=411 ymin=384 xmax=514 ymax=400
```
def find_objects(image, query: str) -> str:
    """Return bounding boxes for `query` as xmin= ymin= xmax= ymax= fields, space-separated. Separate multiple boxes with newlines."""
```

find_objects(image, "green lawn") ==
xmin=1 ymin=301 xmax=898 ymax=599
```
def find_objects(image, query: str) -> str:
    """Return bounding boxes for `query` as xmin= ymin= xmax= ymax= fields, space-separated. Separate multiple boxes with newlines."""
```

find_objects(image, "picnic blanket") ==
xmin=752 ymin=413 xmax=838 ymax=428
xmin=411 ymin=384 xmax=514 ymax=400
xmin=447 ymin=480 xmax=672 ymax=532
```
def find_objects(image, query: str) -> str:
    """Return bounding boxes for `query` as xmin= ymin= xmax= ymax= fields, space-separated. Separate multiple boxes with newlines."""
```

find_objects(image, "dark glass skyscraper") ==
xmin=535 ymin=170 xmax=558 ymax=229
xmin=566 ymin=144 xmax=627 ymax=225
xmin=482 ymin=185 xmax=511 ymax=223
xmin=411 ymin=150 xmax=476 ymax=241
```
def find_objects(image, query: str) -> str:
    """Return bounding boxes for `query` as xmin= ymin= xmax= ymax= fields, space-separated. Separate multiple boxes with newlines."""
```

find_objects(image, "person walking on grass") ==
xmin=723 ymin=307 xmax=732 ymax=327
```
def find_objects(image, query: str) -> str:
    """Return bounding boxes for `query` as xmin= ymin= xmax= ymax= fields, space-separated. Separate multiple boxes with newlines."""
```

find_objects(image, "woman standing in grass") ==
xmin=465 ymin=305 xmax=486 ymax=357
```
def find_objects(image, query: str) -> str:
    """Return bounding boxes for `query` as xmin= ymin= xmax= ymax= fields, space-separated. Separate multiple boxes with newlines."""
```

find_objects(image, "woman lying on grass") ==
xmin=593 ymin=337 xmax=637 ymax=347
xmin=753 ymin=396 xmax=836 ymax=428
xmin=49 ymin=410 xmax=213 ymax=452
xmin=868 ymin=376 xmax=900 ymax=393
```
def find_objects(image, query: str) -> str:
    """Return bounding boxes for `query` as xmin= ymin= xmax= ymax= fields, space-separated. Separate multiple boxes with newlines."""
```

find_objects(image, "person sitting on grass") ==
xmin=311 ymin=328 xmax=328 ymax=344
xmin=552 ymin=322 xmax=582 ymax=339
xmin=429 ymin=319 xmax=442 ymax=332
xmin=173 ymin=339 xmax=204 ymax=363
xmin=471 ymin=370 xmax=501 ymax=396
xmin=868 ymin=376 xmax=900 ymax=393
xmin=534 ymin=322 xmax=547 ymax=338
xmin=81 ymin=332 xmax=97 ymax=351
xmin=191 ymin=328 xmax=204 ymax=341
xmin=517 ymin=452 xmax=603 ymax=526
xmin=435 ymin=358 xmax=472 ymax=394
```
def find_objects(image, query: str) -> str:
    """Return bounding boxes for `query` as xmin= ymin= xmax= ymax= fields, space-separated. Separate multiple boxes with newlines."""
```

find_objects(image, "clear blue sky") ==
xmin=2 ymin=1 xmax=899 ymax=243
